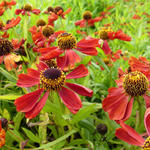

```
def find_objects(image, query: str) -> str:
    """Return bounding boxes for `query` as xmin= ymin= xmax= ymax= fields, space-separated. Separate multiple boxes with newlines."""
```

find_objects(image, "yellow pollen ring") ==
xmin=57 ymin=33 xmax=77 ymax=50
xmin=40 ymin=68 xmax=66 ymax=91
xmin=98 ymin=27 xmax=112 ymax=40
xmin=123 ymin=71 xmax=149 ymax=97
xmin=142 ymin=136 xmax=150 ymax=150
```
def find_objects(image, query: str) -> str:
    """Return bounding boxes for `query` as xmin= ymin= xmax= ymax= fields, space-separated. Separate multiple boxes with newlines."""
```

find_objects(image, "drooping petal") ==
xmin=58 ymin=87 xmax=82 ymax=114
xmin=32 ymin=9 xmax=41 ymax=15
xmin=77 ymin=38 xmax=99 ymax=48
xmin=121 ymin=97 xmax=134 ymax=121
xmin=27 ymin=68 xmax=40 ymax=79
xmin=66 ymin=64 xmax=88 ymax=79
xmin=36 ymin=61 xmax=49 ymax=72
xmin=15 ymin=89 xmax=43 ymax=112
xmin=66 ymin=82 xmax=93 ymax=97
xmin=144 ymin=108 xmax=150 ymax=136
xmin=25 ymin=91 xmax=49 ymax=119
xmin=115 ymin=122 xmax=144 ymax=146
xmin=38 ymin=47 xmax=58 ymax=54
xmin=63 ymin=8 xmax=71 ymax=15
xmin=76 ymin=47 xmax=98 ymax=56
xmin=101 ymin=40 xmax=112 ymax=54
xmin=74 ymin=19 xmax=86 ymax=28
xmin=143 ymin=94 xmax=150 ymax=108
xmin=102 ymin=87 xmax=130 ymax=120
xmin=17 ymin=74 xmax=40 ymax=87
xmin=41 ymin=49 xmax=63 ymax=60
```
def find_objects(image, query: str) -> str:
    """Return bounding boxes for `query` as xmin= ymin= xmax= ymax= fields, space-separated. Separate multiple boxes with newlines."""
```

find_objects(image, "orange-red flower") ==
xmin=0 ymin=38 xmax=24 ymax=71
xmin=132 ymin=14 xmax=141 ymax=19
xmin=107 ymin=29 xmax=131 ymax=41
xmin=0 ymin=0 xmax=16 ymax=16
xmin=0 ymin=120 xmax=5 ymax=148
xmin=48 ymin=7 xmax=71 ymax=26
xmin=75 ymin=11 xmax=103 ymax=28
xmin=15 ymin=4 xmax=40 ymax=16
xmin=102 ymin=57 xmax=150 ymax=121
xmin=38 ymin=33 xmax=99 ymax=70
xmin=115 ymin=109 xmax=150 ymax=148
xmin=0 ymin=16 xmax=21 ymax=31
xmin=15 ymin=61 xmax=93 ymax=119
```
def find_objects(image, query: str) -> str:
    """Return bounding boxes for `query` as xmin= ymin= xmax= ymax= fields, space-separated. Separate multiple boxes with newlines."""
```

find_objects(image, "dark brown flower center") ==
xmin=40 ymin=68 xmax=66 ymax=91
xmin=0 ymin=39 xmax=13 ymax=56
xmin=44 ymin=59 xmax=57 ymax=68
xmin=57 ymin=33 xmax=76 ymax=50
xmin=47 ymin=6 xmax=54 ymax=12
xmin=36 ymin=19 xmax=46 ymax=27
xmin=98 ymin=27 xmax=112 ymax=40
xmin=83 ymin=11 xmax=92 ymax=20
xmin=54 ymin=6 xmax=64 ymax=15
xmin=24 ymin=4 xmax=32 ymax=11
xmin=123 ymin=71 xmax=149 ymax=97
xmin=42 ymin=25 xmax=54 ymax=37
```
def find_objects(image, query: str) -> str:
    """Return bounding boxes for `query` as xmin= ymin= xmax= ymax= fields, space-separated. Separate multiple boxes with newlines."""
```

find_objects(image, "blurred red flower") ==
xmin=0 ymin=120 xmax=6 ymax=148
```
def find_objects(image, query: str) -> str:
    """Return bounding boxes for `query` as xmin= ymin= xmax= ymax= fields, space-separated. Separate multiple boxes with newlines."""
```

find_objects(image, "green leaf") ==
xmin=71 ymin=104 xmax=100 ymax=124
xmin=0 ymin=94 xmax=22 ymax=100
xmin=0 ymin=67 xmax=17 ymax=82
xmin=35 ymin=129 xmax=78 ymax=149
xmin=22 ymin=128 xmax=40 ymax=143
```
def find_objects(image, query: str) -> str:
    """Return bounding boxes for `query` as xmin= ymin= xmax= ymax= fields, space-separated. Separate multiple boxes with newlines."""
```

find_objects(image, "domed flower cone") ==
xmin=15 ymin=61 xmax=93 ymax=119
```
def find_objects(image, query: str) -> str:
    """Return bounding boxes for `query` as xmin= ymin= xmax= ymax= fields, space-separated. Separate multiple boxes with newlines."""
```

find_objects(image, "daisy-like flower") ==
xmin=15 ymin=3 xmax=40 ymax=16
xmin=15 ymin=61 xmax=93 ymax=119
xmin=38 ymin=32 xmax=99 ymax=70
xmin=29 ymin=25 xmax=64 ymax=52
xmin=0 ymin=38 xmax=24 ymax=71
xmin=48 ymin=6 xmax=71 ymax=27
xmin=0 ymin=16 xmax=21 ymax=31
xmin=0 ymin=0 xmax=16 ymax=16
xmin=115 ymin=109 xmax=150 ymax=149
xmin=102 ymin=58 xmax=150 ymax=121
xmin=75 ymin=11 xmax=103 ymax=28
xmin=44 ymin=6 xmax=54 ymax=14
xmin=97 ymin=27 xmax=131 ymax=41
xmin=0 ymin=120 xmax=6 ymax=148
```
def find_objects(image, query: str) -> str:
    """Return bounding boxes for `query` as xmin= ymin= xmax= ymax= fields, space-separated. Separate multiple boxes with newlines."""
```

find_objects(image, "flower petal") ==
xmin=59 ymin=87 xmax=82 ymax=114
xmin=143 ymin=94 xmax=150 ymax=108
xmin=144 ymin=108 xmax=150 ymax=136
xmin=25 ymin=91 xmax=49 ymax=119
xmin=17 ymin=74 xmax=40 ymax=87
xmin=15 ymin=89 xmax=43 ymax=113
xmin=77 ymin=38 xmax=99 ymax=48
xmin=66 ymin=64 xmax=88 ymax=79
xmin=27 ymin=68 xmax=40 ymax=79
xmin=115 ymin=123 xmax=144 ymax=146
xmin=101 ymin=40 xmax=112 ymax=54
xmin=38 ymin=47 xmax=58 ymax=54
xmin=36 ymin=61 xmax=49 ymax=72
xmin=76 ymin=47 xmax=98 ymax=56
xmin=102 ymin=87 xmax=130 ymax=120
xmin=66 ymin=82 xmax=93 ymax=97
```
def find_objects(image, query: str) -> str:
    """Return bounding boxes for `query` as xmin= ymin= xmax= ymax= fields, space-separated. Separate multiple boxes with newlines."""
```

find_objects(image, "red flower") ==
xmin=0 ymin=120 xmax=6 ymax=148
xmin=115 ymin=109 xmax=150 ymax=148
xmin=107 ymin=29 xmax=131 ymax=41
xmin=15 ymin=61 xmax=93 ymax=119
xmin=38 ymin=33 xmax=99 ymax=70
xmin=102 ymin=58 xmax=150 ymax=121
xmin=15 ymin=4 xmax=40 ymax=16
xmin=3 ymin=16 xmax=21 ymax=30
xmin=29 ymin=25 xmax=64 ymax=52
xmin=132 ymin=14 xmax=141 ymax=19
xmin=75 ymin=11 xmax=103 ymax=28
xmin=48 ymin=7 xmax=71 ymax=26
xmin=0 ymin=0 xmax=16 ymax=16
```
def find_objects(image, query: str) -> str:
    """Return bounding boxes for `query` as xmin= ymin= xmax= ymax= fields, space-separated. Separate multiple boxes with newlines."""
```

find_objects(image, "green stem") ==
xmin=136 ymin=97 xmax=142 ymax=131
xmin=24 ymin=15 xmax=30 ymax=63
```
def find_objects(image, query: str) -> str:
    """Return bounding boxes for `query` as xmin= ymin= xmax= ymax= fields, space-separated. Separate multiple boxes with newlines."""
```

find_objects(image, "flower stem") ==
xmin=24 ymin=15 xmax=30 ymax=63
